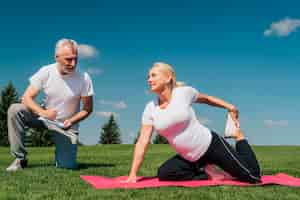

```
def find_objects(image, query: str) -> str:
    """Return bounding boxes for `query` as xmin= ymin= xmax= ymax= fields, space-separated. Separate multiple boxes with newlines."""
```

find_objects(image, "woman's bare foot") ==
xmin=204 ymin=164 xmax=234 ymax=181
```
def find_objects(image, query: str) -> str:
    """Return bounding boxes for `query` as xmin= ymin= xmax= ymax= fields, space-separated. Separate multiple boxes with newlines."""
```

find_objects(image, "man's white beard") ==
xmin=63 ymin=66 xmax=75 ymax=75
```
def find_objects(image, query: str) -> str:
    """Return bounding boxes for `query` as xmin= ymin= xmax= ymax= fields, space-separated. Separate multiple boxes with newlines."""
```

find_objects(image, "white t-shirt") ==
xmin=142 ymin=86 xmax=212 ymax=162
xmin=29 ymin=63 xmax=94 ymax=129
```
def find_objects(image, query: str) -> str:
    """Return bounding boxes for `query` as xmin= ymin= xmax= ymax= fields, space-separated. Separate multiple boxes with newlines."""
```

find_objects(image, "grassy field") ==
xmin=1 ymin=145 xmax=300 ymax=200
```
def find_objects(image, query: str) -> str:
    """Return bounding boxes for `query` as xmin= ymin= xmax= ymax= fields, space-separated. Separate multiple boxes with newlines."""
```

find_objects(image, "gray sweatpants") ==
xmin=7 ymin=103 xmax=78 ymax=169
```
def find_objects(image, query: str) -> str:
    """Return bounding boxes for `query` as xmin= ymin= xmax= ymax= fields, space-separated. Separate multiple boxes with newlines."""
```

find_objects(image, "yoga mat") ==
xmin=80 ymin=173 xmax=300 ymax=189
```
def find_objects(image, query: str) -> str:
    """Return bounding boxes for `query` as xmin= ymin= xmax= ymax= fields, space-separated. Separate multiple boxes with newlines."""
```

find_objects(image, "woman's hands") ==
xmin=121 ymin=125 xmax=153 ymax=184
xmin=121 ymin=174 xmax=138 ymax=183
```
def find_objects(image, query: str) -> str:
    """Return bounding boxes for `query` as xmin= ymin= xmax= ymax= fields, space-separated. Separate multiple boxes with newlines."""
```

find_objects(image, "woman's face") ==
xmin=147 ymin=67 xmax=171 ymax=93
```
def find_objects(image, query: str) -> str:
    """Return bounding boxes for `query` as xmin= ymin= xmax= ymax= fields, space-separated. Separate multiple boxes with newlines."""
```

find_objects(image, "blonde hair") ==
xmin=152 ymin=62 xmax=185 ymax=88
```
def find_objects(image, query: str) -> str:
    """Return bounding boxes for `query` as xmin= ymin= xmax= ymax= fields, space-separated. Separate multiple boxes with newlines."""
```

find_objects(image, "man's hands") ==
xmin=63 ymin=119 xmax=73 ymax=129
xmin=39 ymin=109 xmax=73 ymax=129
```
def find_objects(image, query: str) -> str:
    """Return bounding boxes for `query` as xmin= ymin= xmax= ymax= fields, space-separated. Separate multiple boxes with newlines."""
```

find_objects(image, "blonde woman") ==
xmin=125 ymin=62 xmax=261 ymax=183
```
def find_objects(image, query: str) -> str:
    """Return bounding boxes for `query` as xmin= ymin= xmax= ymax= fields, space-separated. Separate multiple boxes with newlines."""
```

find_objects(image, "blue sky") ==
xmin=0 ymin=0 xmax=299 ymax=145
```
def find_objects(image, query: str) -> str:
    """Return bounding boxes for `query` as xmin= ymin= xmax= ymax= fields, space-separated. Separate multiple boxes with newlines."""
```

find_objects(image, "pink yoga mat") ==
xmin=80 ymin=173 xmax=300 ymax=189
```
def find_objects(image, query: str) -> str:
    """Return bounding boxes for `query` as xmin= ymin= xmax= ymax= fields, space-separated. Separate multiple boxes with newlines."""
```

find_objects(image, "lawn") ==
xmin=0 ymin=145 xmax=300 ymax=200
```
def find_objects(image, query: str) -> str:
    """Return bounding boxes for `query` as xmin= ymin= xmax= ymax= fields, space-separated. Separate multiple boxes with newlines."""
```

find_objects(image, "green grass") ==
xmin=1 ymin=145 xmax=300 ymax=200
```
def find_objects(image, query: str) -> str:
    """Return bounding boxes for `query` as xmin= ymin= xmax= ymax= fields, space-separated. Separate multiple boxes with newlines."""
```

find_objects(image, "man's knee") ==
xmin=56 ymin=160 xmax=78 ymax=169
xmin=54 ymin=138 xmax=78 ymax=170
xmin=55 ymin=150 xmax=78 ymax=169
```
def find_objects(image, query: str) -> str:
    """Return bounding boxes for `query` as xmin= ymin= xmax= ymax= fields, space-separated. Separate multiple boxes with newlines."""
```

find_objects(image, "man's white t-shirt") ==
xmin=142 ymin=86 xmax=212 ymax=162
xmin=29 ymin=63 xmax=94 ymax=129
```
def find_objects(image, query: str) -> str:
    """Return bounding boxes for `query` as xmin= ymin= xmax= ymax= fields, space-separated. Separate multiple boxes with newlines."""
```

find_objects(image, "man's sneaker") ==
xmin=6 ymin=159 xmax=28 ymax=172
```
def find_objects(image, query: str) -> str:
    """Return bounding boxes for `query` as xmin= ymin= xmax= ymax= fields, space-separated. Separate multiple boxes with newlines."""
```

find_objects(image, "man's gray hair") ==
xmin=55 ymin=38 xmax=78 ymax=55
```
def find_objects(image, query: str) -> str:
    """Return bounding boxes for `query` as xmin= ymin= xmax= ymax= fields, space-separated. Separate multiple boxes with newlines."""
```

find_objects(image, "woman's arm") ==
xmin=195 ymin=93 xmax=240 ymax=127
xmin=195 ymin=93 xmax=236 ymax=110
xmin=124 ymin=124 xmax=153 ymax=183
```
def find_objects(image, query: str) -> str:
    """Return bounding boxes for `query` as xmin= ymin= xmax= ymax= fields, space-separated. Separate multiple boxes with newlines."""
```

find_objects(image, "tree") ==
xmin=99 ymin=115 xmax=121 ymax=144
xmin=0 ymin=82 xmax=19 ymax=146
xmin=27 ymin=99 xmax=55 ymax=147
xmin=0 ymin=81 xmax=54 ymax=147
xmin=152 ymin=134 xmax=168 ymax=144
xmin=27 ymin=127 xmax=54 ymax=147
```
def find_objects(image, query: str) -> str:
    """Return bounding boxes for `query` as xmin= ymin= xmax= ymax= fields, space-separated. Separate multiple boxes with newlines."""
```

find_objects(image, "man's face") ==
xmin=55 ymin=45 xmax=78 ymax=75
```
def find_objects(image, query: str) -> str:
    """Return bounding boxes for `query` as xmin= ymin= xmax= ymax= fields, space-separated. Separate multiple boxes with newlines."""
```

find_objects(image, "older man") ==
xmin=6 ymin=39 xmax=94 ymax=171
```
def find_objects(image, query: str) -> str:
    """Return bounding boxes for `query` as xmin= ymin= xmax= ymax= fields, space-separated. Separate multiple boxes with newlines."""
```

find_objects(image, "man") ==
xmin=6 ymin=38 xmax=94 ymax=171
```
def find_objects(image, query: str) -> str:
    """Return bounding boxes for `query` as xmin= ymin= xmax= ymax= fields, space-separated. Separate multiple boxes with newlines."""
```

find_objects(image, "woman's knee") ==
xmin=157 ymin=164 xmax=171 ymax=180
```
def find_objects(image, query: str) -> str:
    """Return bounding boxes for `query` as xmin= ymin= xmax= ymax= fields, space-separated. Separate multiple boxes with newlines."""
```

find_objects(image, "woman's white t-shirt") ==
xmin=142 ymin=86 xmax=212 ymax=162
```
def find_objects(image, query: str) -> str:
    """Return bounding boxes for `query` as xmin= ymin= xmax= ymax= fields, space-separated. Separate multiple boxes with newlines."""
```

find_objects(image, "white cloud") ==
xmin=197 ymin=116 xmax=212 ymax=125
xmin=87 ymin=68 xmax=103 ymax=75
xmin=96 ymin=111 xmax=119 ymax=118
xmin=264 ymin=17 xmax=300 ymax=37
xmin=264 ymin=120 xmax=289 ymax=127
xmin=78 ymin=44 xmax=99 ymax=58
xmin=114 ymin=101 xmax=127 ymax=109
xmin=99 ymin=100 xmax=128 ymax=109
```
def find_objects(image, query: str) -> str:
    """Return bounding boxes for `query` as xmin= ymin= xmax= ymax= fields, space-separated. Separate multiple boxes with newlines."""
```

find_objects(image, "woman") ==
xmin=125 ymin=62 xmax=261 ymax=183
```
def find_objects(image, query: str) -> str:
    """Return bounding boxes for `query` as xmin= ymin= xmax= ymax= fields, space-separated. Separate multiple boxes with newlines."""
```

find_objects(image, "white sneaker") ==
xmin=6 ymin=159 xmax=27 ymax=172
xmin=224 ymin=113 xmax=238 ymax=138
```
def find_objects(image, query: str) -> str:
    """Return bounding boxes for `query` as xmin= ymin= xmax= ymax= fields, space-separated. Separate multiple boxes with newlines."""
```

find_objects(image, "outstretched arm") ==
xmin=195 ymin=93 xmax=240 ymax=127
xmin=124 ymin=124 xmax=153 ymax=183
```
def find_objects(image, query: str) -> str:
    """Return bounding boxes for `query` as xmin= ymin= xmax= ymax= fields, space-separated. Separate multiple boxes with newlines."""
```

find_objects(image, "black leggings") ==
xmin=157 ymin=132 xmax=261 ymax=183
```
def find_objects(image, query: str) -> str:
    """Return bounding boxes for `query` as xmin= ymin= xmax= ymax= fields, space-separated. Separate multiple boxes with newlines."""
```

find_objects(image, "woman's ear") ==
xmin=166 ymin=74 xmax=173 ymax=84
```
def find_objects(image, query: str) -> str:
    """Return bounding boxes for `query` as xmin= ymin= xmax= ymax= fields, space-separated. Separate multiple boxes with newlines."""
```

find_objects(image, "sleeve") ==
xmin=29 ymin=67 xmax=48 ymax=90
xmin=141 ymin=102 xmax=154 ymax=125
xmin=81 ymin=72 xmax=94 ymax=97
xmin=184 ymin=86 xmax=199 ymax=103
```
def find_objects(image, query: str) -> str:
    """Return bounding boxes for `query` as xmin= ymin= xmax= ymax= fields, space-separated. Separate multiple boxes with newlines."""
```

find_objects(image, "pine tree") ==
xmin=28 ymin=127 xmax=54 ymax=147
xmin=153 ymin=134 xmax=168 ymax=144
xmin=28 ymin=100 xmax=54 ymax=147
xmin=99 ymin=115 xmax=122 ymax=144
xmin=0 ymin=82 xmax=19 ymax=146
